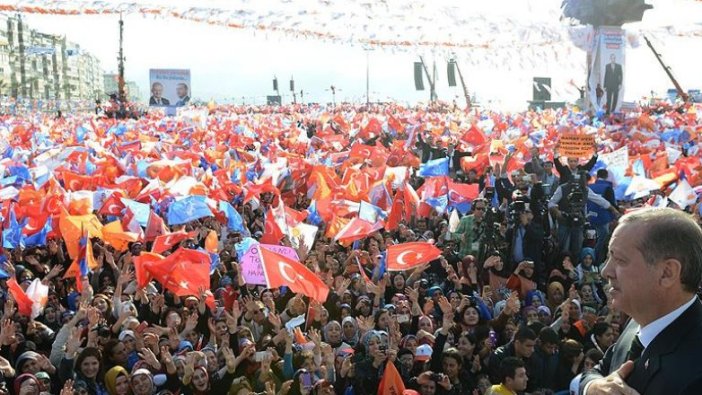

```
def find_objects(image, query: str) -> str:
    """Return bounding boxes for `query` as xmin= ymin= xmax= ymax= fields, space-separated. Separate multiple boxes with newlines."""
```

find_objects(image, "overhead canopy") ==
xmin=1 ymin=0 xmax=701 ymax=51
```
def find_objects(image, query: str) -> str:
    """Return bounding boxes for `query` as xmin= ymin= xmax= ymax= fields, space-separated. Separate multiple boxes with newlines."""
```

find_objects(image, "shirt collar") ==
xmin=638 ymin=295 xmax=697 ymax=348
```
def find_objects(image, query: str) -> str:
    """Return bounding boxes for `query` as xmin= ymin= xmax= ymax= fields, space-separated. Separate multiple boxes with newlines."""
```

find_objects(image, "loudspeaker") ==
xmin=447 ymin=61 xmax=457 ymax=87
xmin=267 ymin=95 xmax=281 ymax=105
xmin=273 ymin=78 xmax=278 ymax=91
xmin=290 ymin=79 xmax=295 ymax=92
xmin=533 ymin=77 xmax=551 ymax=101
xmin=414 ymin=62 xmax=424 ymax=91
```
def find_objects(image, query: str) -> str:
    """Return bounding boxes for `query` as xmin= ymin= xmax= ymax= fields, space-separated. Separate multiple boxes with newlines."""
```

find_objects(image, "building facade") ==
xmin=103 ymin=73 xmax=142 ymax=102
xmin=0 ymin=13 xmax=104 ymax=106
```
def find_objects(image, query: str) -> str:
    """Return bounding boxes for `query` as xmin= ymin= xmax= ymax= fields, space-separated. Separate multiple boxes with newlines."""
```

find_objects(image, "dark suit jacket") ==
xmin=603 ymin=63 xmax=623 ymax=91
xmin=580 ymin=298 xmax=702 ymax=395
xmin=554 ymin=154 xmax=597 ymax=185
xmin=149 ymin=96 xmax=170 ymax=106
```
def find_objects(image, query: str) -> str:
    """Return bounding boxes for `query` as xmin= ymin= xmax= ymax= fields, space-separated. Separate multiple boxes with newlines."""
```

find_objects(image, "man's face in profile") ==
xmin=152 ymin=84 xmax=163 ymax=98
xmin=177 ymin=84 xmax=188 ymax=98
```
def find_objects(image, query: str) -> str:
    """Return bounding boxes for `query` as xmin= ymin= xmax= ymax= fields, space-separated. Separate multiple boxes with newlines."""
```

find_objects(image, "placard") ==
xmin=559 ymin=134 xmax=595 ymax=158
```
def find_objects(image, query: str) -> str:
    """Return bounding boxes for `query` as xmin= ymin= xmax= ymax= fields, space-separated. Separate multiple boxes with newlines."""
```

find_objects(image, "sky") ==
xmin=17 ymin=0 xmax=702 ymax=110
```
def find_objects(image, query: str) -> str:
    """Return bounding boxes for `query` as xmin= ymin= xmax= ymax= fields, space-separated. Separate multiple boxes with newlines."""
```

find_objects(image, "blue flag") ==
xmin=121 ymin=198 xmax=151 ymax=227
xmin=358 ymin=201 xmax=387 ymax=223
xmin=425 ymin=195 xmax=449 ymax=214
xmin=307 ymin=200 xmax=323 ymax=226
xmin=418 ymin=157 xmax=449 ymax=177
xmin=235 ymin=237 xmax=258 ymax=261
xmin=2 ymin=209 xmax=24 ymax=249
xmin=166 ymin=196 xmax=214 ymax=226
xmin=218 ymin=201 xmax=249 ymax=235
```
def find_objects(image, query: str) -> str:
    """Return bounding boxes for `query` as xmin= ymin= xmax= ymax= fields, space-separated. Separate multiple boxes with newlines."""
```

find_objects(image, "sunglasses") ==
xmin=473 ymin=207 xmax=486 ymax=211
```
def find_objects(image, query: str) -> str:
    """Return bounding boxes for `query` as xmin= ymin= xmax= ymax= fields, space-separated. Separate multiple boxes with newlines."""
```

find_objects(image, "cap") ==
xmin=118 ymin=330 xmax=135 ymax=342
xmin=178 ymin=341 xmax=193 ymax=353
xmin=415 ymin=344 xmax=433 ymax=362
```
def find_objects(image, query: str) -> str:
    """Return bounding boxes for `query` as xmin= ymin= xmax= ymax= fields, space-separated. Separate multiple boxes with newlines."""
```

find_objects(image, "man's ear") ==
xmin=659 ymin=258 xmax=682 ymax=289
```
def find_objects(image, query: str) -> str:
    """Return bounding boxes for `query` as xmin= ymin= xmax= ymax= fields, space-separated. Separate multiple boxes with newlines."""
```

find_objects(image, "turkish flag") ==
xmin=151 ymin=230 xmax=197 ymax=255
xmin=145 ymin=210 xmax=168 ymax=242
xmin=133 ymin=252 xmax=163 ymax=288
xmin=62 ymin=170 xmax=94 ymax=192
xmin=260 ymin=209 xmax=284 ymax=245
xmin=461 ymin=125 xmax=487 ymax=146
xmin=378 ymin=360 xmax=406 ymax=395
xmin=334 ymin=217 xmax=382 ymax=244
xmin=22 ymin=211 xmax=49 ymax=236
xmin=143 ymin=248 xmax=215 ymax=308
xmin=98 ymin=193 xmax=125 ymax=216
xmin=386 ymin=242 xmax=442 ymax=271
xmin=385 ymin=193 xmax=404 ymax=232
xmin=259 ymin=246 xmax=329 ymax=302
xmin=7 ymin=278 xmax=33 ymax=317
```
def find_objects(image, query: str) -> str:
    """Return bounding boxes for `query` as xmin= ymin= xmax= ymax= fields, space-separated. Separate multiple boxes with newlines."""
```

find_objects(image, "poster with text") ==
xmin=587 ymin=26 xmax=625 ymax=114
xmin=148 ymin=69 xmax=191 ymax=107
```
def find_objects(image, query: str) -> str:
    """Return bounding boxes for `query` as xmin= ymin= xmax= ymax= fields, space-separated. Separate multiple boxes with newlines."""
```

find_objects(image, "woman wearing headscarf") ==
xmin=352 ymin=331 xmax=396 ymax=395
xmin=181 ymin=347 xmax=243 ymax=395
xmin=321 ymin=321 xmax=343 ymax=350
xmin=13 ymin=373 xmax=43 ymax=395
xmin=340 ymin=317 xmax=359 ymax=347
xmin=104 ymin=366 xmax=131 ymax=395
xmin=546 ymin=281 xmax=565 ymax=313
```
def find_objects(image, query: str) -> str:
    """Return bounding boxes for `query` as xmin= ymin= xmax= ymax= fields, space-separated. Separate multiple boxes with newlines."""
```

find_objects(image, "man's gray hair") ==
xmin=620 ymin=207 xmax=702 ymax=292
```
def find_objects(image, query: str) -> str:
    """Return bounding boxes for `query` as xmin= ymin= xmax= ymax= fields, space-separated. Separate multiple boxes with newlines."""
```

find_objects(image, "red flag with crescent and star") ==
xmin=259 ymin=246 xmax=329 ymax=302
xmin=386 ymin=242 xmax=442 ymax=271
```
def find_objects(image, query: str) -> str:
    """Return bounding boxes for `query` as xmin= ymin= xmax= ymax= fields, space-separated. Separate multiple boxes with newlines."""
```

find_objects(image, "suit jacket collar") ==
xmin=627 ymin=298 xmax=702 ymax=392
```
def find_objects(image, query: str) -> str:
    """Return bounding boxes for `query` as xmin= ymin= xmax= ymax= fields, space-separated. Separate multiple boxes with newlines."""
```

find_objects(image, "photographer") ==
xmin=548 ymin=172 xmax=619 ymax=258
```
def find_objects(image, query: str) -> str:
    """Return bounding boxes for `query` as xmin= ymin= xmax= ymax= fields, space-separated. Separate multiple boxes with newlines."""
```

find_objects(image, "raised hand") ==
xmin=138 ymin=347 xmax=161 ymax=370
xmin=59 ymin=380 xmax=74 ymax=395
xmin=0 ymin=319 xmax=15 ymax=346
xmin=405 ymin=286 xmax=419 ymax=304
xmin=308 ymin=327 xmax=321 ymax=347
xmin=505 ymin=292 xmax=521 ymax=315
xmin=268 ymin=312 xmax=282 ymax=329
xmin=184 ymin=313 xmax=199 ymax=333
xmin=437 ymin=295 xmax=452 ymax=315
xmin=65 ymin=326 xmax=83 ymax=357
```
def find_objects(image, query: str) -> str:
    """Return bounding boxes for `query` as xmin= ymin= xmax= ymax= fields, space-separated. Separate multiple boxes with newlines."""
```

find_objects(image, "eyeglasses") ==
xmin=473 ymin=207 xmax=486 ymax=211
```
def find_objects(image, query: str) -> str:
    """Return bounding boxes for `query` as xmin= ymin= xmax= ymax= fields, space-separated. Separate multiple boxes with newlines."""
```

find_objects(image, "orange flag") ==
xmin=204 ymin=230 xmax=218 ymax=253
xmin=101 ymin=221 xmax=139 ymax=252
xmin=7 ymin=278 xmax=33 ymax=317
xmin=378 ymin=360 xmax=406 ymax=395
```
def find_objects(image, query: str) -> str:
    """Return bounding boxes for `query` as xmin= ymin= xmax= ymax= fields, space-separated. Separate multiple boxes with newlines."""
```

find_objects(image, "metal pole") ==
xmin=366 ymin=50 xmax=370 ymax=105
xmin=118 ymin=13 xmax=126 ymax=103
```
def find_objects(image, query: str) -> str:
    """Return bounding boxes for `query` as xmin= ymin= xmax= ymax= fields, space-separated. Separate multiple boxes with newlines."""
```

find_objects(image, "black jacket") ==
xmin=580 ymin=298 xmax=702 ymax=395
xmin=488 ymin=341 xmax=542 ymax=392
xmin=553 ymin=154 xmax=597 ymax=185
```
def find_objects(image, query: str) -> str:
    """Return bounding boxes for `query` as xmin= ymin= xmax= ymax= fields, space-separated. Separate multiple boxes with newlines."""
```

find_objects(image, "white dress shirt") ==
xmin=638 ymin=295 xmax=697 ymax=349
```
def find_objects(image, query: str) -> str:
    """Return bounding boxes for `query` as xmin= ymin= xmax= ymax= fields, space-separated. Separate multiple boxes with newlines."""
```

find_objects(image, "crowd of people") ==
xmin=0 ymin=100 xmax=700 ymax=395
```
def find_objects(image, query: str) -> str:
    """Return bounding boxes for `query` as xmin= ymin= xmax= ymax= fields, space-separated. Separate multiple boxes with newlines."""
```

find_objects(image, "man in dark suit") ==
xmin=580 ymin=207 xmax=702 ymax=394
xmin=149 ymin=82 xmax=170 ymax=106
xmin=603 ymin=54 xmax=623 ymax=114
xmin=175 ymin=83 xmax=190 ymax=106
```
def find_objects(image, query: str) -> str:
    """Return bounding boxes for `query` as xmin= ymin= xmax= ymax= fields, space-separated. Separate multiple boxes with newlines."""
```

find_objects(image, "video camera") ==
xmin=563 ymin=170 xmax=589 ymax=226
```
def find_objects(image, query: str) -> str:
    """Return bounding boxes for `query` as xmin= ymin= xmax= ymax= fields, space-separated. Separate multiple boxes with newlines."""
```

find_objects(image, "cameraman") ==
xmin=548 ymin=172 xmax=619 ymax=258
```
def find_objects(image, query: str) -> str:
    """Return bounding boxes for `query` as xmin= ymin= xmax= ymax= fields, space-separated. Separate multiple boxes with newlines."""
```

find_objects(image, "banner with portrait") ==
xmin=587 ymin=26 xmax=625 ymax=114
xmin=148 ymin=69 xmax=191 ymax=107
